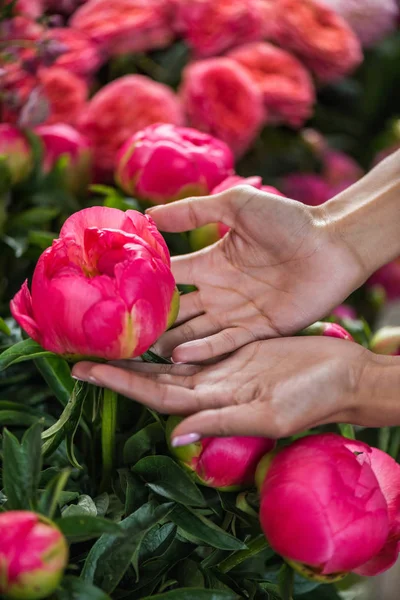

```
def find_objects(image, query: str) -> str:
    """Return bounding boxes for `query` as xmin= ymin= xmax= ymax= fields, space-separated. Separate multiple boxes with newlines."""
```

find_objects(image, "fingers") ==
xmin=146 ymin=192 xmax=233 ymax=232
xmin=153 ymin=314 xmax=219 ymax=358
xmin=171 ymin=403 xmax=279 ymax=442
xmin=173 ymin=291 xmax=204 ymax=326
xmin=171 ymin=327 xmax=255 ymax=363
xmin=72 ymin=362 xmax=197 ymax=413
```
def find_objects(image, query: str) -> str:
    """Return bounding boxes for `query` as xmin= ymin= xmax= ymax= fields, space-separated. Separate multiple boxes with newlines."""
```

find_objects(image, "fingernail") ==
xmin=171 ymin=433 xmax=201 ymax=447
xmin=72 ymin=374 xmax=98 ymax=384
xmin=171 ymin=359 xmax=186 ymax=365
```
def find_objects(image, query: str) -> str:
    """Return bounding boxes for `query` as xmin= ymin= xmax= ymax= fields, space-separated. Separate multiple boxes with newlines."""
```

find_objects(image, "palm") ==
xmin=154 ymin=189 xmax=363 ymax=362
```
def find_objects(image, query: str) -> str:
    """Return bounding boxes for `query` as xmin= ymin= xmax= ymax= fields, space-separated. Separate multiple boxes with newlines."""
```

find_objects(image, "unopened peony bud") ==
xmin=167 ymin=417 xmax=275 ymax=490
xmin=0 ymin=124 xmax=33 ymax=184
xmin=300 ymin=321 xmax=354 ymax=341
xmin=35 ymin=124 xmax=92 ymax=195
xmin=0 ymin=511 xmax=68 ymax=600
xmin=116 ymin=123 xmax=234 ymax=204
xmin=370 ymin=326 xmax=400 ymax=355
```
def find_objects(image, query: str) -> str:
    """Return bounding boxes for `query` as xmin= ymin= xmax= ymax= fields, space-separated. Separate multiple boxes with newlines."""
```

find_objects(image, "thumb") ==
xmin=171 ymin=404 xmax=280 ymax=443
xmin=146 ymin=190 xmax=235 ymax=232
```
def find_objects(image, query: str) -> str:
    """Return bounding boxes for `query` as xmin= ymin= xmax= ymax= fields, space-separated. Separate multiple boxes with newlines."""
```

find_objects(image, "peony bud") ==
xmin=300 ymin=321 xmax=354 ymax=341
xmin=331 ymin=304 xmax=357 ymax=321
xmin=0 ymin=124 xmax=33 ymax=185
xmin=0 ymin=511 xmax=68 ymax=600
xmin=115 ymin=123 xmax=234 ymax=204
xmin=35 ymin=124 xmax=92 ymax=195
xmin=11 ymin=207 xmax=179 ymax=360
xmin=281 ymin=173 xmax=333 ymax=206
xmin=367 ymin=260 xmax=400 ymax=301
xmin=370 ymin=326 xmax=400 ymax=355
xmin=167 ymin=417 xmax=275 ymax=490
xmin=259 ymin=434 xmax=400 ymax=579
xmin=189 ymin=176 xmax=283 ymax=250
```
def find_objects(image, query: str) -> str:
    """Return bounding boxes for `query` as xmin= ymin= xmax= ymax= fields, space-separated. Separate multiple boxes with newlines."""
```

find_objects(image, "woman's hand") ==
xmin=72 ymin=337 xmax=384 ymax=444
xmin=148 ymin=186 xmax=365 ymax=363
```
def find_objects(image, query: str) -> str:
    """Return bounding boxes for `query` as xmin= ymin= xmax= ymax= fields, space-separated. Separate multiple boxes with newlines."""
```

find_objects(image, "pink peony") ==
xmin=331 ymin=304 xmax=358 ymax=321
xmin=0 ymin=124 xmax=34 ymax=185
xmin=260 ymin=434 xmax=400 ymax=577
xmin=78 ymin=75 xmax=184 ymax=179
xmin=322 ymin=150 xmax=363 ymax=189
xmin=320 ymin=0 xmax=398 ymax=47
xmin=12 ymin=0 xmax=43 ymax=18
xmin=70 ymin=0 xmax=174 ymax=57
xmin=269 ymin=0 xmax=363 ymax=82
xmin=168 ymin=417 xmax=275 ymax=490
xmin=367 ymin=260 xmax=400 ymax=301
xmin=0 ymin=511 xmax=68 ymax=600
xmin=35 ymin=124 xmax=92 ymax=194
xmin=180 ymin=57 xmax=264 ymax=157
xmin=11 ymin=207 xmax=179 ymax=359
xmin=174 ymin=0 xmax=263 ymax=57
xmin=282 ymin=173 xmax=333 ymax=206
xmin=228 ymin=42 xmax=315 ymax=128
xmin=43 ymin=28 xmax=104 ymax=80
xmin=38 ymin=67 xmax=88 ymax=126
xmin=189 ymin=176 xmax=283 ymax=250
xmin=116 ymin=123 xmax=234 ymax=203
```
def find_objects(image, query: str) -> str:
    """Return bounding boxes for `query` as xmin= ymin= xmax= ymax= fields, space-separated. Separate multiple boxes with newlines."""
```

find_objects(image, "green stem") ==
xmin=100 ymin=387 xmax=118 ymax=492
xmin=218 ymin=535 xmax=270 ymax=573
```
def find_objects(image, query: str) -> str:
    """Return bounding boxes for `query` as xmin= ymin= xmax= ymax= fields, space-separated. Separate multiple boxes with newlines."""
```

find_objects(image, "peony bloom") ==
xmin=35 ymin=124 xmax=92 ymax=194
xmin=281 ymin=173 xmax=333 ymax=206
xmin=0 ymin=124 xmax=33 ymax=185
xmin=116 ymin=123 xmax=234 ymax=203
xmin=367 ymin=260 xmax=400 ymax=301
xmin=43 ymin=28 xmax=104 ymax=80
xmin=331 ymin=304 xmax=357 ymax=321
xmin=370 ymin=326 xmax=400 ymax=356
xmin=70 ymin=0 xmax=174 ymax=57
xmin=301 ymin=321 xmax=354 ymax=341
xmin=259 ymin=434 xmax=400 ymax=578
xmin=322 ymin=150 xmax=363 ymax=191
xmin=38 ymin=67 xmax=88 ymax=126
xmin=78 ymin=75 xmax=184 ymax=179
xmin=12 ymin=0 xmax=43 ymax=18
xmin=174 ymin=0 xmax=263 ymax=58
xmin=168 ymin=417 xmax=275 ymax=490
xmin=228 ymin=42 xmax=315 ymax=128
xmin=0 ymin=511 xmax=68 ymax=600
xmin=11 ymin=207 xmax=179 ymax=359
xmin=189 ymin=175 xmax=283 ymax=250
xmin=180 ymin=58 xmax=264 ymax=157
xmin=269 ymin=0 xmax=363 ymax=82
xmin=320 ymin=0 xmax=398 ymax=47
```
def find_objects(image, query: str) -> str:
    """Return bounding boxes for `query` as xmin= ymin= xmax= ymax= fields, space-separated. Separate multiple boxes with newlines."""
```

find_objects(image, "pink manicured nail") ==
xmin=171 ymin=433 xmax=201 ymax=447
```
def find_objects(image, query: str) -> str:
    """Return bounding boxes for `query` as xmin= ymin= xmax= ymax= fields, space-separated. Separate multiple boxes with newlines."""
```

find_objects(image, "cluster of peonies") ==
xmin=4 ymin=0 xmax=397 ymax=175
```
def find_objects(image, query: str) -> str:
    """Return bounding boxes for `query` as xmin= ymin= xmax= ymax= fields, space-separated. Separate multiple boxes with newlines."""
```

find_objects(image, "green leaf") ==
xmin=0 ymin=410 xmax=47 ymax=428
xmin=38 ymin=469 xmax=71 ymax=519
xmin=62 ymin=494 xmax=98 ymax=517
xmin=81 ymin=502 xmax=174 ymax=593
xmin=41 ymin=382 xmax=88 ymax=468
xmin=2 ymin=423 xmax=43 ymax=510
xmin=55 ymin=576 xmax=112 ymax=600
xmin=133 ymin=456 xmax=205 ymax=507
xmin=56 ymin=515 xmax=125 ymax=543
xmin=170 ymin=506 xmax=246 ymax=551
xmin=8 ymin=207 xmax=60 ymax=231
xmin=0 ymin=339 xmax=55 ymax=371
xmin=278 ymin=565 xmax=294 ymax=600
xmin=35 ymin=355 xmax=75 ymax=406
xmin=0 ymin=317 xmax=10 ymax=336
xmin=123 ymin=422 xmax=164 ymax=465
xmin=338 ymin=424 xmax=356 ymax=440
xmin=140 ymin=589 xmax=238 ymax=600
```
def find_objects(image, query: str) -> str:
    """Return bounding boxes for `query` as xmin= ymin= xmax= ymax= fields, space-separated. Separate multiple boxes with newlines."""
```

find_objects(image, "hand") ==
xmin=147 ymin=186 xmax=365 ymax=363
xmin=72 ymin=337 xmax=374 ymax=443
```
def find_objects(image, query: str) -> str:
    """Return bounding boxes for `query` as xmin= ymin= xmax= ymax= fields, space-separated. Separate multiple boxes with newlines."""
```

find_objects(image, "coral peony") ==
xmin=282 ymin=173 xmax=333 ymax=206
xmin=168 ymin=417 xmax=275 ymax=490
xmin=174 ymin=0 xmax=263 ymax=57
xmin=38 ymin=67 xmax=88 ymax=126
xmin=180 ymin=58 xmax=264 ymax=157
xmin=116 ymin=123 xmax=234 ymax=203
xmin=11 ymin=207 xmax=179 ymax=359
xmin=0 ymin=511 xmax=68 ymax=600
xmin=35 ymin=124 xmax=92 ymax=194
xmin=0 ymin=124 xmax=33 ymax=185
xmin=320 ymin=0 xmax=398 ymax=47
xmin=269 ymin=0 xmax=363 ymax=82
xmin=43 ymin=28 xmax=104 ymax=80
xmin=228 ymin=42 xmax=315 ymax=127
xmin=78 ymin=75 xmax=184 ymax=179
xmin=260 ymin=434 xmax=400 ymax=578
xmin=70 ymin=0 xmax=174 ymax=57
xmin=367 ymin=260 xmax=400 ymax=301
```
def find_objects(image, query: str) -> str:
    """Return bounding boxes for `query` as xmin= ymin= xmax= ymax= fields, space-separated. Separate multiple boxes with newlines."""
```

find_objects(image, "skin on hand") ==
xmin=144 ymin=186 xmax=365 ymax=363
xmin=72 ymin=337 xmax=387 ymax=444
